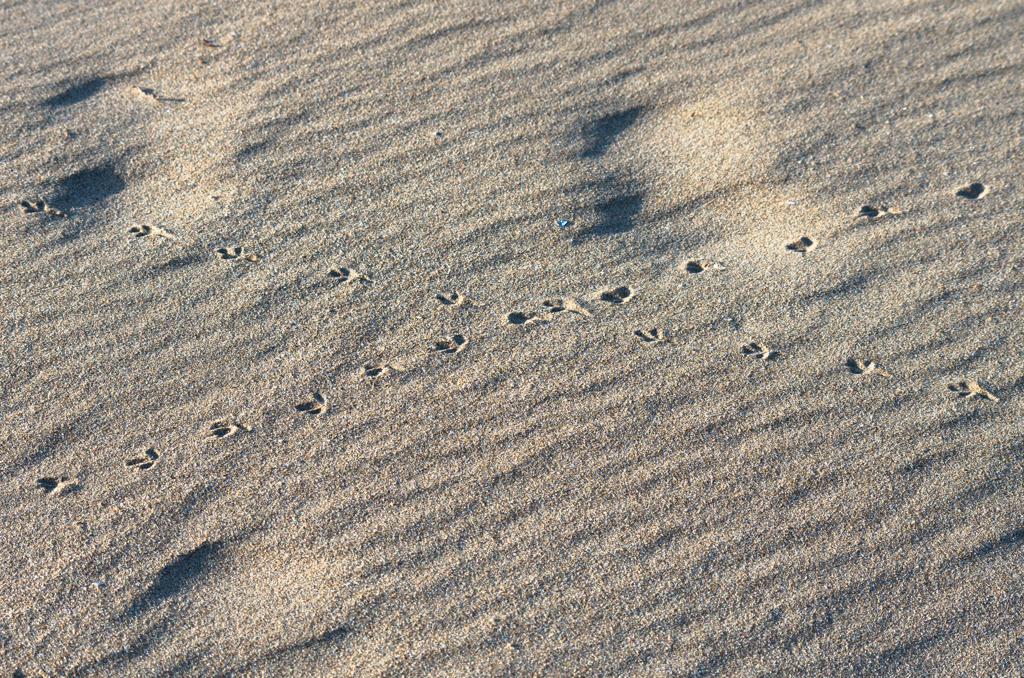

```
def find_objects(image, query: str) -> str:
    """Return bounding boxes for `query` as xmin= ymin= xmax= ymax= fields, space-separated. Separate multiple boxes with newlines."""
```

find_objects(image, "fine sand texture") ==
xmin=3 ymin=0 xmax=1024 ymax=675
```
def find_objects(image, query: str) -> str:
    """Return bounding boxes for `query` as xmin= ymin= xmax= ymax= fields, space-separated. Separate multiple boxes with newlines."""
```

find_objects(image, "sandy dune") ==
xmin=2 ymin=0 xmax=1023 ymax=675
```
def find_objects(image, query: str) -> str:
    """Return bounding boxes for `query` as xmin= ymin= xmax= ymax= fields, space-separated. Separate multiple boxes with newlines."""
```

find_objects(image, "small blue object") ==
xmin=556 ymin=219 xmax=571 ymax=227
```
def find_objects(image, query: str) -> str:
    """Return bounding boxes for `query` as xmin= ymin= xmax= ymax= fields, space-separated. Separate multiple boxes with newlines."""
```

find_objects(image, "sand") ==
xmin=2 ymin=0 xmax=1023 ymax=675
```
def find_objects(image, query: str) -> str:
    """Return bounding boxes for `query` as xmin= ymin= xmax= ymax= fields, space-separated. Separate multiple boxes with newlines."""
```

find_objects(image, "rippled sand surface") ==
xmin=2 ymin=1 xmax=1023 ymax=675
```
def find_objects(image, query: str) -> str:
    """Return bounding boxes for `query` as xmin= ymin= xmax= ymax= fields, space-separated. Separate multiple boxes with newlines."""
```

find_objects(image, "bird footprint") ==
xmin=685 ymin=260 xmax=723 ymax=274
xmin=131 ymin=86 xmax=162 ymax=102
xmin=128 ymin=224 xmax=175 ymax=240
xmin=207 ymin=420 xmax=249 ymax=439
xmin=37 ymin=476 xmax=75 ymax=495
xmin=295 ymin=392 xmax=326 ymax=415
xmin=436 ymin=292 xmax=473 ymax=306
xmin=634 ymin=328 xmax=678 ymax=344
xmin=741 ymin=342 xmax=779 ymax=361
xmin=858 ymin=205 xmax=889 ymax=219
xmin=956 ymin=183 xmax=988 ymax=200
xmin=507 ymin=312 xmax=544 ymax=325
xmin=361 ymin=363 xmax=393 ymax=378
xmin=786 ymin=237 xmax=815 ymax=252
xmin=125 ymin=448 xmax=159 ymax=470
xmin=430 ymin=334 xmax=467 ymax=354
xmin=19 ymin=199 xmax=65 ymax=217
xmin=600 ymin=286 xmax=633 ymax=304
xmin=329 ymin=267 xmax=372 ymax=284
xmin=216 ymin=247 xmax=260 ymax=261
xmin=542 ymin=299 xmax=590 ymax=316
xmin=948 ymin=381 xmax=999 ymax=402
xmin=846 ymin=358 xmax=890 ymax=377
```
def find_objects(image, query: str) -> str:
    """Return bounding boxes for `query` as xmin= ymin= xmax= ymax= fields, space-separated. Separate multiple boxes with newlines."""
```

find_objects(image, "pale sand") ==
xmin=2 ymin=0 xmax=1024 ymax=675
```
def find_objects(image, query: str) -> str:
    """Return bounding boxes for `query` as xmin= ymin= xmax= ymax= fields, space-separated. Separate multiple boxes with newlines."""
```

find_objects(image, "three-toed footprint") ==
xmin=361 ymin=363 xmax=393 ymax=378
xmin=858 ymin=205 xmax=888 ymax=219
xmin=128 ymin=225 xmax=175 ymax=240
xmin=507 ymin=312 xmax=544 ymax=325
xmin=430 ymin=334 xmax=467 ymax=354
xmin=216 ymin=247 xmax=260 ymax=261
xmin=542 ymin=299 xmax=591 ymax=316
xmin=125 ymin=448 xmax=160 ymax=471
xmin=329 ymin=267 xmax=372 ymax=284
xmin=634 ymin=328 xmax=678 ymax=345
xmin=846 ymin=358 xmax=890 ymax=377
xmin=786 ymin=237 xmax=815 ymax=253
xmin=600 ymin=286 xmax=633 ymax=304
xmin=685 ymin=260 xmax=723 ymax=274
xmin=436 ymin=292 xmax=474 ymax=306
xmin=207 ymin=420 xmax=249 ymax=439
xmin=948 ymin=381 xmax=999 ymax=402
xmin=741 ymin=342 xmax=780 ymax=361
xmin=19 ymin=199 xmax=65 ymax=217
xmin=36 ymin=476 xmax=75 ymax=495
xmin=295 ymin=392 xmax=326 ymax=415
xmin=509 ymin=299 xmax=590 ymax=325
xmin=956 ymin=183 xmax=988 ymax=200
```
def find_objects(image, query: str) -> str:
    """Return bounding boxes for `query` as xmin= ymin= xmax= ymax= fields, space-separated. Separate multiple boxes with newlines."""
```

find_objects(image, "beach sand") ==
xmin=2 ymin=0 xmax=1023 ymax=674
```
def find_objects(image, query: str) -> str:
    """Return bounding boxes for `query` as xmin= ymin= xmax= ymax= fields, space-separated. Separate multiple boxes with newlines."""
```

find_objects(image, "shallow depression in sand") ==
xmin=638 ymin=99 xmax=776 ymax=192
